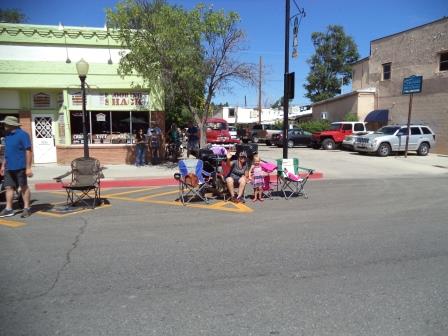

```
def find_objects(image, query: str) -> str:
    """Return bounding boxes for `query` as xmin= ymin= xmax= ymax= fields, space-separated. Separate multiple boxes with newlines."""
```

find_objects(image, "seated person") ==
xmin=225 ymin=151 xmax=249 ymax=203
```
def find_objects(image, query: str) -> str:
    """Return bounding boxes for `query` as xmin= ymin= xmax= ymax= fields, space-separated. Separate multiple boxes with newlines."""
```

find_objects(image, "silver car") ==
xmin=354 ymin=125 xmax=436 ymax=157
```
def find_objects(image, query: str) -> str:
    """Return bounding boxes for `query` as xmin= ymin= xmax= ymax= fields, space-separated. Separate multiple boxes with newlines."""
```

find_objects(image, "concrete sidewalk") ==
xmin=30 ymin=147 xmax=448 ymax=191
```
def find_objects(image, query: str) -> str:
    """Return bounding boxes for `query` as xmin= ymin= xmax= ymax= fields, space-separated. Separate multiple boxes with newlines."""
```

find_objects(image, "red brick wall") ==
xmin=57 ymin=145 xmax=139 ymax=165
xmin=56 ymin=144 xmax=167 ymax=165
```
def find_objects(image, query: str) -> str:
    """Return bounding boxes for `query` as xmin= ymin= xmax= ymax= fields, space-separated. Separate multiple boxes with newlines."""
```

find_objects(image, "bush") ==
xmin=298 ymin=119 xmax=331 ymax=133
xmin=343 ymin=113 xmax=358 ymax=121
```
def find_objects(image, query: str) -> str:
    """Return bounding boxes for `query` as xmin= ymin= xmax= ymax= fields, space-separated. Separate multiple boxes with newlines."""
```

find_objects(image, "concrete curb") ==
xmin=33 ymin=172 xmax=324 ymax=191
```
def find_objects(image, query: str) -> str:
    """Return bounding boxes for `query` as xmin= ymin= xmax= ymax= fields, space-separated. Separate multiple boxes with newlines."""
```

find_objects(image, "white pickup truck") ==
xmin=250 ymin=124 xmax=282 ymax=146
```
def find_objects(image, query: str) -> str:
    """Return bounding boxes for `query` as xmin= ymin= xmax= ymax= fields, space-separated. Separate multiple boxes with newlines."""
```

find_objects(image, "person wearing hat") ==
xmin=0 ymin=116 xmax=33 ymax=218
xmin=225 ymin=150 xmax=249 ymax=203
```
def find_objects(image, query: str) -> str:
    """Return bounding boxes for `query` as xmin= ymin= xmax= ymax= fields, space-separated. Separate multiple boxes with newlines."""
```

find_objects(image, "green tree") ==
xmin=108 ymin=0 xmax=256 ymax=146
xmin=271 ymin=96 xmax=284 ymax=109
xmin=304 ymin=25 xmax=359 ymax=103
xmin=0 ymin=8 xmax=27 ymax=23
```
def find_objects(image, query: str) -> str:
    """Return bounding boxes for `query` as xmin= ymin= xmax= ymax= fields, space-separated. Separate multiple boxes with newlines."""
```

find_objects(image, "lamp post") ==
xmin=76 ymin=58 xmax=89 ymax=158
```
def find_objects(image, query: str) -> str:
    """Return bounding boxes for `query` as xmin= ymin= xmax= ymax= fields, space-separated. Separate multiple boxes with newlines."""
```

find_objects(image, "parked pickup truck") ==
xmin=311 ymin=121 xmax=368 ymax=150
xmin=250 ymin=123 xmax=282 ymax=146
xmin=205 ymin=118 xmax=240 ymax=145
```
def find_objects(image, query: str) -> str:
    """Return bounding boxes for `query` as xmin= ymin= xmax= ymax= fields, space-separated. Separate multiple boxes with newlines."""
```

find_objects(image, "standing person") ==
xmin=0 ymin=116 xmax=33 ymax=218
xmin=225 ymin=150 xmax=249 ymax=203
xmin=249 ymin=154 xmax=264 ymax=202
xmin=148 ymin=123 xmax=162 ymax=164
xmin=134 ymin=129 xmax=146 ymax=167
xmin=186 ymin=121 xmax=199 ymax=158
xmin=167 ymin=123 xmax=181 ymax=160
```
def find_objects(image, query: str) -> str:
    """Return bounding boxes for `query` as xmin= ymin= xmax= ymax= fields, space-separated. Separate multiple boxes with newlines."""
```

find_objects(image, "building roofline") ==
xmin=311 ymin=88 xmax=376 ymax=106
xmin=351 ymin=56 xmax=370 ymax=65
xmin=370 ymin=16 xmax=448 ymax=44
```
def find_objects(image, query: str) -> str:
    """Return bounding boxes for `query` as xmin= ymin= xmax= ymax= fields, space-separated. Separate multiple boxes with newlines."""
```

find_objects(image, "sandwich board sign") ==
xmin=402 ymin=75 xmax=423 ymax=94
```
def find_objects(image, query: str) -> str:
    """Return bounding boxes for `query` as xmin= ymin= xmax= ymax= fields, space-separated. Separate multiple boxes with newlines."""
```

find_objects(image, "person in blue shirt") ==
xmin=0 ymin=116 xmax=33 ymax=218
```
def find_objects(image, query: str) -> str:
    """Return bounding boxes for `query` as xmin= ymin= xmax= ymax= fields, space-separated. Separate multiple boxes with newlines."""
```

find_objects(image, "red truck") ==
xmin=310 ymin=121 xmax=368 ymax=150
xmin=205 ymin=118 xmax=240 ymax=145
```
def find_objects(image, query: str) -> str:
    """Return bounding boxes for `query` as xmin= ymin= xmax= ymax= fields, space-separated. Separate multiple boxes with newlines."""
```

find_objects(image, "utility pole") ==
xmin=258 ymin=56 xmax=263 ymax=124
xmin=282 ymin=0 xmax=290 ymax=159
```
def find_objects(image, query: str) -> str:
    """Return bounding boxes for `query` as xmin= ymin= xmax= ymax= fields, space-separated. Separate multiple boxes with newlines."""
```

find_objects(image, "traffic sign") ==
xmin=402 ymin=75 xmax=423 ymax=94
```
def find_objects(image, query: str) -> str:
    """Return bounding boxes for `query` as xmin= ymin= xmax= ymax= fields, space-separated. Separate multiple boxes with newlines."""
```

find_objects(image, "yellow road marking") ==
xmin=37 ymin=204 xmax=112 ymax=218
xmin=102 ymin=187 xmax=159 ymax=198
xmin=0 ymin=219 xmax=25 ymax=228
xmin=45 ymin=187 xmax=254 ymax=214
xmin=137 ymin=189 xmax=179 ymax=200
xmin=104 ymin=194 xmax=253 ymax=213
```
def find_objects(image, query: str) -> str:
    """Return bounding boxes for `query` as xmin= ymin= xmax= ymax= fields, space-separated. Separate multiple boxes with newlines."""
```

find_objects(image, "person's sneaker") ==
xmin=0 ymin=208 xmax=15 ymax=218
xmin=21 ymin=208 xmax=31 ymax=218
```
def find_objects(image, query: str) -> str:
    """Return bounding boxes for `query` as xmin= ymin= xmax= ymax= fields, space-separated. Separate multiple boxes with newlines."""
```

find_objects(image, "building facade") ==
xmin=0 ymin=23 xmax=164 ymax=164
xmin=216 ymin=106 xmax=312 ymax=125
xmin=313 ymin=17 xmax=448 ymax=153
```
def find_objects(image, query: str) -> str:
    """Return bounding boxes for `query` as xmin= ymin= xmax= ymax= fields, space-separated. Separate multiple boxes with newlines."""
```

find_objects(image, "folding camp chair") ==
xmin=260 ymin=161 xmax=278 ymax=200
xmin=54 ymin=157 xmax=104 ymax=208
xmin=276 ymin=158 xmax=314 ymax=200
xmin=174 ymin=159 xmax=211 ymax=205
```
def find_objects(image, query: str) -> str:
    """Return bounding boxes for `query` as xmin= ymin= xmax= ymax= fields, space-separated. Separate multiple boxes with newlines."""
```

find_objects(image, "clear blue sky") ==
xmin=2 ymin=0 xmax=447 ymax=107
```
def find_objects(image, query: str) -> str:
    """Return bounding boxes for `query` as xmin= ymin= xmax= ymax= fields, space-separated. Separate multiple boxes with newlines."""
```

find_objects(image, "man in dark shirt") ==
xmin=0 ymin=116 xmax=33 ymax=218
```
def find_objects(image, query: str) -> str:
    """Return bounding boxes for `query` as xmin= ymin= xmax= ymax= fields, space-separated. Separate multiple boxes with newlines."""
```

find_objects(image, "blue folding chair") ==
xmin=174 ymin=159 xmax=211 ymax=205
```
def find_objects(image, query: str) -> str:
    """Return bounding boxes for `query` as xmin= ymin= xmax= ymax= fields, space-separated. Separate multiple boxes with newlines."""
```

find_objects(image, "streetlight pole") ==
xmin=76 ymin=58 xmax=90 ymax=158
xmin=283 ymin=0 xmax=290 ymax=159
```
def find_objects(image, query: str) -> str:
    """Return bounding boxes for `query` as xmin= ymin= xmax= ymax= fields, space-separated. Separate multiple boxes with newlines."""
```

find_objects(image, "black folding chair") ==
xmin=54 ymin=157 xmax=104 ymax=208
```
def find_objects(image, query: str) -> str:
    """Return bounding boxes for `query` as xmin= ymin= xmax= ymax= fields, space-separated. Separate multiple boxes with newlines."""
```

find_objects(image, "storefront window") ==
xmin=70 ymin=111 xmax=149 ymax=144
xmin=92 ymin=112 xmax=111 ymax=143
xmin=70 ymin=111 xmax=91 ymax=144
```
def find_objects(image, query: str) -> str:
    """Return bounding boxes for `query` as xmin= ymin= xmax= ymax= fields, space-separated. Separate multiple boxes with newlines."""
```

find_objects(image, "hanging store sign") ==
xmin=68 ymin=91 xmax=150 ymax=110
xmin=96 ymin=113 xmax=106 ymax=122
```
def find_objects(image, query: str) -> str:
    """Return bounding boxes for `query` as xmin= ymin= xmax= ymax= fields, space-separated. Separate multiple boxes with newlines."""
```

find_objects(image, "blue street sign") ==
xmin=402 ymin=75 xmax=423 ymax=94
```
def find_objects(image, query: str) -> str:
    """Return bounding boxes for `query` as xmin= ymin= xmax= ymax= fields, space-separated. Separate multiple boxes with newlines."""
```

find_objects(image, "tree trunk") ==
xmin=199 ymin=121 xmax=207 ymax=148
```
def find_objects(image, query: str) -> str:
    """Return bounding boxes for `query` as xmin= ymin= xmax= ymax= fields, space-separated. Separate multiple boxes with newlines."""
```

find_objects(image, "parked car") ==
xmin=273 ymin=128 xmax=312 ymax=148
xmin=354 ymin=124 xmax=436 ymax=156
xmin=311 ymin=122 xmax=368 ymax=150
xmin=228 ymin=126 xmax=238 ymax=140
xmin=342 ymin=131 xmax=373 ymax=150
xmin=250 ymin=123 xmax=282 ymax=146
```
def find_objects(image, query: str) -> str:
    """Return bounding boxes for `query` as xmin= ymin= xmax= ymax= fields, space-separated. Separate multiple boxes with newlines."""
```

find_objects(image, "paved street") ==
xmin=1 ymin=154 xmax=448 ymax=335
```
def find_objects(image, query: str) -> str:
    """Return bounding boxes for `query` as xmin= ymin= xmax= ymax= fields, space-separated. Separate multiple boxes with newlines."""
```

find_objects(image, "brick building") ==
xmin=312 ymin=17 xmax=448 ymax=153
xmin=0 ymin=23 xmax=164 ymax=164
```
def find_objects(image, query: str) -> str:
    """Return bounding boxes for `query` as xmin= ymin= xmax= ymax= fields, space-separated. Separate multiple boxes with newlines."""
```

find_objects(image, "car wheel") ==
xmin=265 ymin=140 xmax=271 ymax=146
xmin=417 ymin=142 xmax=430 ymax=156
xmin=377 ymin=143 xmax=391 ymax=157
xmin=322 ymin=138 xmax=336 ymax=150
xmin=287 ymin=140 xmax=294 ymax=148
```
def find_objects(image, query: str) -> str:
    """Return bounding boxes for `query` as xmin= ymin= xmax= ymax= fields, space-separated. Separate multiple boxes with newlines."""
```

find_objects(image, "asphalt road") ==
xmin=1 ymin=176 xmax=448 ymax=336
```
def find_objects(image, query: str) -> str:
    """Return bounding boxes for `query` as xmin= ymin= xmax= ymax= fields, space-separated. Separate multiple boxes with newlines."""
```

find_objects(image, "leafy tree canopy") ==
xmin=107 ymin=0 xmax=256 ymax=145
xmin=304 ymin=25 xmax=359 ymax=103
xmin=0 ymin=8 xmax=27 ymax=23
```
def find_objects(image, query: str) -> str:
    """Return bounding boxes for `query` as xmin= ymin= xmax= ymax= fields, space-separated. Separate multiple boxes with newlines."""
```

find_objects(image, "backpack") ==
xmin=185 ymin=173 xmax=199 ymax=187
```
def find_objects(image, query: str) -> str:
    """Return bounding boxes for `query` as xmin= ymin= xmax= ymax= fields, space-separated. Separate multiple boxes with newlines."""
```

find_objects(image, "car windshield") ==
xmin=207 ymin=122 xmax=227 ymax=130
xmin=375 ymin=126 xmax=400 ymax=135
xmin=329 ymin=123 xmax=341 ymax=130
